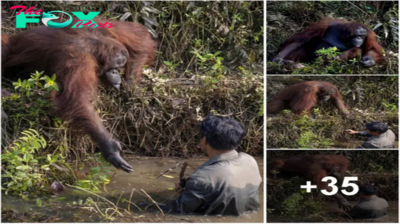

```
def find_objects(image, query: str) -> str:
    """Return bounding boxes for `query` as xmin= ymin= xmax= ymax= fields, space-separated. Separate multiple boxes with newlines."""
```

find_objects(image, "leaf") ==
xmin=166 ymin=187 xmax=174 ymax=191
xmin=77 ymin=180 xmax=92 ymax=183
xmin=162 ymin=174 xmax=175 ymax=179
xmin=120 ymin=12 xmax=132 ymax=21
xmin=16 ymin=165 xmax=31 ymax=170
xmin=36 ymin=198 xmax=42 ymax=207
xmin=372 ymin=22 xmax=383 ymax=31
xmin=249 ymin=50 xmax=256 ymax=64
xmin=41 ymin=165 xmax=49 ymax=170
xmin=383 ymin=26 xmax=389 ymax=38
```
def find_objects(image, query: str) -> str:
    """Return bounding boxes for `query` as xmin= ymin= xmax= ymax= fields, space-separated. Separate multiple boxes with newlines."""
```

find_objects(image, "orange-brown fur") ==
xmin=2 ymin=19 xmax=156 ymax=171
xmin=268 ymin=154 xmax=351 ymax=210
xmin=267 ymin=81 xmax=349 ymax=116
xmin=276 ymin=18 xmax=384 ymax=64
xmin=268 ymin=154 xmax=350 ymax=184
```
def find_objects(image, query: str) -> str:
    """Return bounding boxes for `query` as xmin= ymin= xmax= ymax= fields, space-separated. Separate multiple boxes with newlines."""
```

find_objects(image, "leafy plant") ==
xmin=75 ymin=153 xmax=115 ymax=192
xmin=292 ymin=47 xmax=360 ymax=74
xmin=153 ymin=1 xmax=263 ymax=72
xmin=1 ymin=129 xmax=62 ymax=198
xmin=296 ymin=130 xmax=333 ymax=148
xmin=2 ymin=72 xmax=113 ymax=197
xmin=382 ymin=99 xmax=398 ymax=113
xmin=14 ymin=71 xmax=59 ymax=96
xmin=315 ymin=47 xmax=342 ymax=62
xmin=282 ymin=193 xmax=322 ymax=217
xmin=282 ymin=193 xmax=304 ymax=216
xmin=373 ymin=7 xmax=399 ymax=43
xmin=191 ymin=48 xmax=226 ymax=88
xmin=312 ymin=108 xmax=321 ymax=117
xmin=163 ymin=60 xmax=181 ymax=72
xmin=291 ymin=115 xmax=334 ymax=148
xmin=2 ymin=71 xmax=59 ymax=125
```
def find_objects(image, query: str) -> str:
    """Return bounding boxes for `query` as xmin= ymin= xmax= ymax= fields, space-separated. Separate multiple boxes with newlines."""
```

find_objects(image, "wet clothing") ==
xmin=348 ymin=196 xmax=389 ymax=219
xmin=166 ymin=150 xmax=262 ymax=215
xmin=357 ymin=130 xmax=396 ymax=149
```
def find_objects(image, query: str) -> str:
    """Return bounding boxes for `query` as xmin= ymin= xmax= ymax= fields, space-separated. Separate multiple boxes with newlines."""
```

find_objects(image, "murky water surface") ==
xmin=2 ymin=157 xmax=264 ymax=223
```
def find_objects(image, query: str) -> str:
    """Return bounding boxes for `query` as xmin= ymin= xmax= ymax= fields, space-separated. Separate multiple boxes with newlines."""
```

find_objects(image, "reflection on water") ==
xmin=2 ymin=157 xmax=264 ymax=223
xmin=267 ymin=201 xmax=398 ymax=223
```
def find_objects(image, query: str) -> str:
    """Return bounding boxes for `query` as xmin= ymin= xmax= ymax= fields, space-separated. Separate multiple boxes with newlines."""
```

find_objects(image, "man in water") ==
xmin=345 ymin=122 xmax=396 ymax=148
xmin=163 ymin=115 xmax=262 ymax=215
xmin=346 ymin=184 xmax=388 ymax=219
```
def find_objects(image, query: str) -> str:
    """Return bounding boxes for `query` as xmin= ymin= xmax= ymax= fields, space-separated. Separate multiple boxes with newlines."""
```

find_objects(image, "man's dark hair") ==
xmin=200 ymin=115 xmax=246 ymax=150
xmin=359 ymin=184 xmax=379 ymax=196
xmin=366 ymin=122 xmax=388 ymax=134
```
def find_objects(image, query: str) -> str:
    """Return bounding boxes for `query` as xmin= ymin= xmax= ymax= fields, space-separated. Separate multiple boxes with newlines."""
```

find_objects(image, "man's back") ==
xmin=348 ymin=196 xmax=388 ymax=219
xmin=361 ymin=129 xmax=396 ymax=148
xmin=169 ymin=150 xmax=262 ymax=215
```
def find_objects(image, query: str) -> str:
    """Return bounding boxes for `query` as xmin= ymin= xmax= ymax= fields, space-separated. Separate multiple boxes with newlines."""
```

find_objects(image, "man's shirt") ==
xmin=168 ymin=150 xmax=262 ymax=215
xmin=348 ymin=196 xmax=388 ymax=219
xmin=357 ymin=130 xmax=396 ymax=148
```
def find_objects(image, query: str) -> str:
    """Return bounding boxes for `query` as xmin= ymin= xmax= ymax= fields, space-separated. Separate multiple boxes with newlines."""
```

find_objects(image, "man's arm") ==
xmin=166 ymin=177 xmax=209 ymax=214
xmin=345 ymin=129 xmax=372 ymax=137
xmin=357 ymin=131 xmax=372 ymax=137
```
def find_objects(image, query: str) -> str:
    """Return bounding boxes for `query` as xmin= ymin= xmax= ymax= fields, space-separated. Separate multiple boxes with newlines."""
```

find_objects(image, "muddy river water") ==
xmin=2 ymin=157 xmax=264 ymax=223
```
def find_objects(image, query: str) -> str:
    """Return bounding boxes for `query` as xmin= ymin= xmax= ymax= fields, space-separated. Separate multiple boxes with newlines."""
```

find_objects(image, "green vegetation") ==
xmin=267 ymin=1 xmax=398 ymax=74
xmin=2 ymin=72 xmax=114 ymax=198
xmin=2 ymin=129 xmax=50 ymax=198
xmin=267 ymin=76 xmax=398 ymax=149
xmin=267 ymin=151 xmax=398 ymax=220
xmin=1 ymin=1 xmax=263 ymax=201
xmin=282 ymin=193 xmax=322 ymax=217
xmin=74 ymin=154 xmax=115 ymax=192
